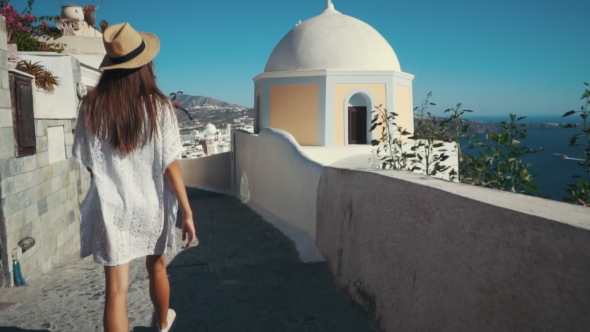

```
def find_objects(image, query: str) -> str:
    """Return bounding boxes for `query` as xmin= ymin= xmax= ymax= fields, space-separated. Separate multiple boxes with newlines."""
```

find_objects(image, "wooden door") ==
xmin=10 ymin=73 xmax=36 ymax=157
xmin=348 ymin=106 xmax=367 ymax=144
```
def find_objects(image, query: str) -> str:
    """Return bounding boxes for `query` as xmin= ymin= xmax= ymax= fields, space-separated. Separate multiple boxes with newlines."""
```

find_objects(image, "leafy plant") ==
xmin=562 ymin=82 xmax=590 ymax=206
xmin=36 ymin=69 xmax=59 ymax=91
xmin=369 ymin=92 xmax=543 ymax=197
xmin=464 ymin=114 xmax=541 ymax=196
xmin=370 ymin=93 xmax=468 ymax=182
xmin=0 ymin=0 xmax=65 ymax=52
xmin=370 ymin=104 xmax=412 ymax=170
xmin=408 ymin=92 xmax=455 ymax=180
xmin=440 ymin=103 xmax=472 ymax=182
xmin=16 ymin=60 xmax=60 ymax=91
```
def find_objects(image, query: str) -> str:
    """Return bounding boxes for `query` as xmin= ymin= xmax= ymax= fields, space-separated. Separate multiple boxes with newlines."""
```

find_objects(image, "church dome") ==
xmin=203 ymin=123 xmax=217 ymax=136
xmin=264 ymin=1 xmax=401 ymax=73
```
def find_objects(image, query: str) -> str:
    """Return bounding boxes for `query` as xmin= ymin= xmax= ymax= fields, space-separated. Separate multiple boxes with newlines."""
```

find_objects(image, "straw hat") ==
xmin=99 ymin=22 xmax=160 ymax=70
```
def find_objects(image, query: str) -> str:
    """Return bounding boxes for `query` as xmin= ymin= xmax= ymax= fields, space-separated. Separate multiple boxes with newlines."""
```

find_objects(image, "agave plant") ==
xmin=15 ymin=60 xmax=60 ymax=91
xmin=16 ymin=60 xmax=45 ymax=76
xmin=37 ymin=70 xmax=60 ymax=91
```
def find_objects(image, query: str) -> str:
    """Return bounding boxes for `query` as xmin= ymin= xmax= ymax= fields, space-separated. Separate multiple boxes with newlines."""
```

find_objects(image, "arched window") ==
xmin=347 ymin=93 xmax=371 ymax=144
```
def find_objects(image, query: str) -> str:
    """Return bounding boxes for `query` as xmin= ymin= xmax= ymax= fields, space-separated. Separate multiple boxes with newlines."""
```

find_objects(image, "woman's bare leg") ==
xmin=146 ymin=255 xmax=170 ymax=329
xmin=103 ymin=263 xmax=130 ymax=332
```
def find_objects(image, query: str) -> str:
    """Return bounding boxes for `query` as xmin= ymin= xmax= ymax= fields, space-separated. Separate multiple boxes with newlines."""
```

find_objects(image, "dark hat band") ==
xmin=108 ymin=41 xmax=146 ymax=65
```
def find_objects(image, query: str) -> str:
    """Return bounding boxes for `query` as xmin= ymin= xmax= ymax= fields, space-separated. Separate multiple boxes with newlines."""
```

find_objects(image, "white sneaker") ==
xmin=158 ymin=308 xmax=176 ymax=332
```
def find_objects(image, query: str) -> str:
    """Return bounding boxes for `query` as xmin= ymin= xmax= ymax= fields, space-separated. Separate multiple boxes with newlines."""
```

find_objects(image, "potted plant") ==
xmin=61 ymin=5 xmax=85 ymax=21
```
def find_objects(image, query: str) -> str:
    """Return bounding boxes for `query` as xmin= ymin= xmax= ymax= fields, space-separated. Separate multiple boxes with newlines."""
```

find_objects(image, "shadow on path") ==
xmin=0 ymin=188 xmax=372 ymax=331
xmin=161 ymin=188 xmax=373 ymax=331
xmin=0 ymin=329 xmax=50 ymax=332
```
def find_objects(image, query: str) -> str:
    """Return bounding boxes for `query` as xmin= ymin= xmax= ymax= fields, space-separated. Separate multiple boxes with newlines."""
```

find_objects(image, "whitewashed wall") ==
xmin=178 ymin=152 xmax=231 ymax=194
xmin=232 ymin=129 xmax=324 ymax=262
xmin=80 ymin=63 xmax=101 ymax=88
xmin=18 ymin=53 xmax=79 ymax=119
xmin=316 ymin=167 xmax=590 ymax=332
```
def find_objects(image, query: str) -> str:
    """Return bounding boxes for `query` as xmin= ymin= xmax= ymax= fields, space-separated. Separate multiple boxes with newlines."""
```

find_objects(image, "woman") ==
xmin=72 ymin=22 xmax=196 ymax=332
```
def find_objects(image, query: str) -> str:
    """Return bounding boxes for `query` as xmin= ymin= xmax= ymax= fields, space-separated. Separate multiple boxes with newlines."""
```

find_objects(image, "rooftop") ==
xmin=264 ymin=0 xmax=401 ymax=73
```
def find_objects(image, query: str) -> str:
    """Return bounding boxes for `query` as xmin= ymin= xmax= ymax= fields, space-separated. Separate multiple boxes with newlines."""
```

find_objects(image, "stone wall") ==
xmin=0 ymin=16 xmax=92 ymax=286
xmin=0 ymin=15 xmax=10 ymax=286
xmin=316 ymin=167 xmax=590 ymax=331
xmin=0 ymin=120 xmax=92 ymax=286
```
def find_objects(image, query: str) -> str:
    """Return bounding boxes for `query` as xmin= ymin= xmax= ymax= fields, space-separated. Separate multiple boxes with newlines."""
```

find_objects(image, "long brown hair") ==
xmin=81 ymin=61 xmax=171 ymax=153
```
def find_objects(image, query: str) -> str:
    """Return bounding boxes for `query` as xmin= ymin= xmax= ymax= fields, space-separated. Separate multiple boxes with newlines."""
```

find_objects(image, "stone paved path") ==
xmin=0 ymin=189 xmax=373 ymax=332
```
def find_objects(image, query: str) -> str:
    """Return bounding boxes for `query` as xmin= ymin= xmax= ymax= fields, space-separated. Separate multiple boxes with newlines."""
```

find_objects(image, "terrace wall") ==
xmin=231 ymin=129 xmax=324 ymax=262
xmin=170 ymin=123 xmax=590 ymax=330
xmin=316 ymin=167 xmax=590 ymax=331
xmin=178 ymin=152 xmax=231 ymax=193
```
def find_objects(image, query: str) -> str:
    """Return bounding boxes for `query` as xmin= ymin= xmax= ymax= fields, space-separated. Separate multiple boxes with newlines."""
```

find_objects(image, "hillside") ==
xmin=174 ymin=94 xmax=246 ymax=110
xmin=169 ymin=94 xmax=253 ymax=130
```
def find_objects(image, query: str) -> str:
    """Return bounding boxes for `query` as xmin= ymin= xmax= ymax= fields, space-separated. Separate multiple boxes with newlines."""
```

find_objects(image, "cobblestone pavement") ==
xmin=0 ymin=189 xmax=373 ymax=332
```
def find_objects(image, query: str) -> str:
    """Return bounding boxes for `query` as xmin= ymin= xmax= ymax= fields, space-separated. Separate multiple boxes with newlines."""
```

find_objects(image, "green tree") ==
xmin=562 ymin=82 xmax=590 ymax=207
xmin=464 ymin=114 xmax=541 ymax=196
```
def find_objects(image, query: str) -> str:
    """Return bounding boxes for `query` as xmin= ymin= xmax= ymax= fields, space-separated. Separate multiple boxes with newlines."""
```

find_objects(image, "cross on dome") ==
xmin=326 ymin=0 xmax=335 ymax=10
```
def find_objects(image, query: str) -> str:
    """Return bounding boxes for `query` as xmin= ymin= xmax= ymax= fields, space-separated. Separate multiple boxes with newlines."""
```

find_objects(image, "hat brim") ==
xmin=99 ymin=32 xmax=160 ymax=70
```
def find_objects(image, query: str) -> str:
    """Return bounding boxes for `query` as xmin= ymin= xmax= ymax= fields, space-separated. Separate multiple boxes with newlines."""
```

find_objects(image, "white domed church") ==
xmin=253 ymin=0 xmax=415 ymax=146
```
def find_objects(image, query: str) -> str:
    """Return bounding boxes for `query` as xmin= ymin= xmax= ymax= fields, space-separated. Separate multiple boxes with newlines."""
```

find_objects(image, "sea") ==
xmin=460 ymin=115 xmax=588 ymax=202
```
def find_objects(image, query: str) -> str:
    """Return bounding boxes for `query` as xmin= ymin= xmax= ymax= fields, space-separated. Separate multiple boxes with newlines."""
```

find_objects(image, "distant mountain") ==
xmin=174 ymin=94 xmax=245 ymax=109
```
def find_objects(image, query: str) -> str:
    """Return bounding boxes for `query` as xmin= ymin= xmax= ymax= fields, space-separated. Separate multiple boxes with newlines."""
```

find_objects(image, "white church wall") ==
xmin=254 ymin=75 xmax=327 ymax=144
xmin=342 ymin=88 xmax=378 ymax=146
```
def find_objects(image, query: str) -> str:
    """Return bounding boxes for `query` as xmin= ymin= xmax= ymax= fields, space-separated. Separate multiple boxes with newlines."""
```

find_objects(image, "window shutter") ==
xmin=10 ymin=73 xmax=36 ymax=157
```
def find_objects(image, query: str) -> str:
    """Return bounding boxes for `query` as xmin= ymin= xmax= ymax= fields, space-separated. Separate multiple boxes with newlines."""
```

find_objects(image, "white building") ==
xmin=252 ymin=0 xmax=414 ymax=146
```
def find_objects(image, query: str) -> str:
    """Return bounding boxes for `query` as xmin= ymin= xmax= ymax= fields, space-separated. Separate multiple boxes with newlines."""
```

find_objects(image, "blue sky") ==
xmin=10 ymin=0 xmax=590 ymax=116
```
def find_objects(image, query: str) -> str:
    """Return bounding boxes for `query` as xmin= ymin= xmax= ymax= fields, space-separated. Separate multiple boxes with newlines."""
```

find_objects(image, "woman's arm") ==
xmin=164 ymin=160 xmax=196 ymax=249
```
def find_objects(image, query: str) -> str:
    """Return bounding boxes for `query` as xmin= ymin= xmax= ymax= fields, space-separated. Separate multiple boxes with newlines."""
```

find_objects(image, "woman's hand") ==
xmin=164 ymin=161 xmax=198 ymax=249
xmin=181 ymin=212 xmax=197 ymax=249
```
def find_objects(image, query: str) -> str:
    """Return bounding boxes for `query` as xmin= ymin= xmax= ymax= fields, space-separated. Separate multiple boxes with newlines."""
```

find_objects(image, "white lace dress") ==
xmin=72 ymin=105 xmax=182 ymax=266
